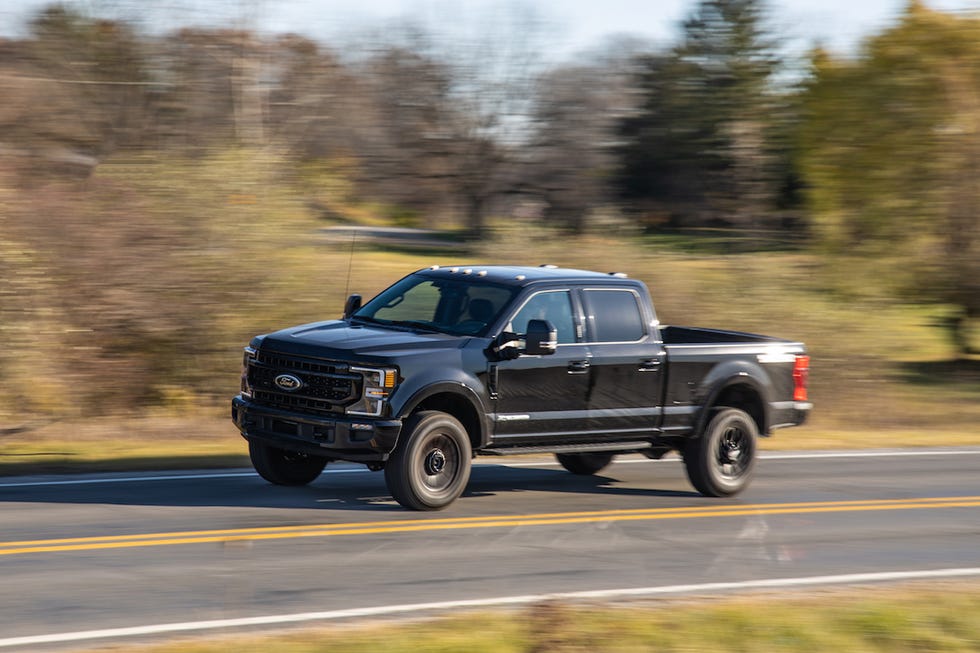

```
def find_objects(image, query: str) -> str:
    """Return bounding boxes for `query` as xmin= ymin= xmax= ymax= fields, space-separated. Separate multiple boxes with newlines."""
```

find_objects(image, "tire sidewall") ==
xmin=702 ymin=408 xmax=759 ymax=496
xmin=249 ymin=441 xmax=328 ymax=486
xmin=688 ymin=408 xmax=758 ymax=497
xmin=556 ymin=452 xmax=614 ymax=475
xmin=387 ymin=411 xmax=472 ymax=510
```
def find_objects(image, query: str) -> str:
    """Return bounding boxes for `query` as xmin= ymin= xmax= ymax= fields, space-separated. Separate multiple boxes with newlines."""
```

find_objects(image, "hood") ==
xmin=255 ymin=319 xmax=467 ymax=362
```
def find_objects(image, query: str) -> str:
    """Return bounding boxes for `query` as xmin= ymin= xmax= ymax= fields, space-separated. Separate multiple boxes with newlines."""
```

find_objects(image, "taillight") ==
xmin=793 ymin=355 xmax=810 ymax=402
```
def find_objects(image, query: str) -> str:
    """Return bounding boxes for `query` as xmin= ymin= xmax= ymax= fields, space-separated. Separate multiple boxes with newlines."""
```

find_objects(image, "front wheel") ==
xmin=385 ymin=411 xmax=472 ymax=511
xmin=555 ymin=452 xmax=614 ymax=475
xmin=249 ymin=441 xmax=329 ymax=486
xmin=683 ymin=408 xmax=758 ymax=497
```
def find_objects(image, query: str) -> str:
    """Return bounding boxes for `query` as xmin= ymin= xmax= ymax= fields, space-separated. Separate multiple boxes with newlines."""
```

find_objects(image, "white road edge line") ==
xmin=2 ymin=449 xmax=980 ymax=488
xmin=759 ymin=450 xmax=980 ymax=460
xmin=0 ymin=472 xmax=259 ymax=488
xmin=3 ymin=567 xmax=979 ymax=648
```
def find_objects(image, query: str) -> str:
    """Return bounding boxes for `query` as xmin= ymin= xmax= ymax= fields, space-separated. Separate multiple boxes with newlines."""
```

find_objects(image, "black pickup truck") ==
xmin=232 ymin=265 xmax=811 ymax=510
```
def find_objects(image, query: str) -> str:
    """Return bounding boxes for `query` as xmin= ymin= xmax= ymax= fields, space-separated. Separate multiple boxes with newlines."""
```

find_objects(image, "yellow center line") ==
xmin=2 ymin=496 xmax=978 ymax=557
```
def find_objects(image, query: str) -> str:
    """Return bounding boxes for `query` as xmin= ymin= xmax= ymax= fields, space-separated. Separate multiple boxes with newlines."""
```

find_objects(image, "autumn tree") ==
xmin=797 ymin=1 xmax=980 ymax=355
xmin=528 ymin=43 xmax=642 ymax=234
xmin=263 ymin=34 xmax=378 ymax=166
xmin=146 ymin=28 xmax=268 ymax=148
xmin=0 ymin=6 xmax=149 ymax=172
xmin=382 ymin=10 xmax=545 ymax=238
xmin=348 ymin=42 xmax=457 ymax=220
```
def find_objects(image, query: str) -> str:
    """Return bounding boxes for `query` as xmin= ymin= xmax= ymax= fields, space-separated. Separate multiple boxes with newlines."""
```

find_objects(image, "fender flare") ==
xmin=394 ymin=381 xmax=491 ymax=449
xmin=693 ymin=372 xmax=771 ymax=438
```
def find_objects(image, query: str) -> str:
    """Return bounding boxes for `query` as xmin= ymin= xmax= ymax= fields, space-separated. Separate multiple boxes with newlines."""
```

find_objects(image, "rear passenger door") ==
xmin=581 ymin=287 xmax=665 ymax=438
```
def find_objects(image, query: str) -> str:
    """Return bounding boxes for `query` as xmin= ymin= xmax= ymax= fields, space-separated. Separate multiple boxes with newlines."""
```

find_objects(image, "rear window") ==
xmin=585 ymin=289 xmax=645 ymax=342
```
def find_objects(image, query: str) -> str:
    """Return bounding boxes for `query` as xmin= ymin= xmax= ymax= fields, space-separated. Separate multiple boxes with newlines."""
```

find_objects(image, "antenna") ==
xmin=343 ymin=228 xmax=357 ymax=299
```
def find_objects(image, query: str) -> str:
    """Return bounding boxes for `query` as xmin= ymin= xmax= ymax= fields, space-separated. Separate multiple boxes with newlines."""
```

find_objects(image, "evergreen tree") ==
xmin=617 ymin=0 xmax=783 ymax=231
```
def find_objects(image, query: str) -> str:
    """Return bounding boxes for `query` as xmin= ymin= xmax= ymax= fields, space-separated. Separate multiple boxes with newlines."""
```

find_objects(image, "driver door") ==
xmin=491 ymin=289 xmax=592 ymax=444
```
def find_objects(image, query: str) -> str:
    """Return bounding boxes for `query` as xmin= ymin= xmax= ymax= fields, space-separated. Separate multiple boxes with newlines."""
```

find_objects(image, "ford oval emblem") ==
xmin=274 ymin=374 xmax=303 ymax=392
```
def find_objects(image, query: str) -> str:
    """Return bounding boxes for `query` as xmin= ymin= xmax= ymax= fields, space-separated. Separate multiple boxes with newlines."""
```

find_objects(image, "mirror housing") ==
xmin=343 ymin=294 xmax=362 ymax=319
xmin=524 ymin=319 xmax=558 ymax=355
xmin=486 ymin=331 xmax=519 ymax=361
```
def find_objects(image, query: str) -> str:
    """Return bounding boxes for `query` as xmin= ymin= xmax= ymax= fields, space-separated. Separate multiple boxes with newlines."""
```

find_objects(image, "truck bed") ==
xmin=660 ymin=325 xmax=786 ymax=345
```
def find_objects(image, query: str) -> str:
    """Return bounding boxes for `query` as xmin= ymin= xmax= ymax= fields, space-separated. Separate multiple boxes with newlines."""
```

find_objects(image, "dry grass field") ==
xmin=2 ymin=150 xmax=978 ymax=474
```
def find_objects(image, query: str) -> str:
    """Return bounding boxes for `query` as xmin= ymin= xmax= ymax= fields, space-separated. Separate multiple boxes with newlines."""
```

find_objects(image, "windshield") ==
xmin=352 ymin=274 xmax=517 ymax=336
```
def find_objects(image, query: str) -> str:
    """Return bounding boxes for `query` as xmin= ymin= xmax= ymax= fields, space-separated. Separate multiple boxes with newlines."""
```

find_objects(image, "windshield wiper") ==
xmin=350 ymin=315 xmax=443 ymax=334
xmin=349 ymin=315 xmax=387 ymax=327
xmin=394 ymin=320 xmax=444 ymax=334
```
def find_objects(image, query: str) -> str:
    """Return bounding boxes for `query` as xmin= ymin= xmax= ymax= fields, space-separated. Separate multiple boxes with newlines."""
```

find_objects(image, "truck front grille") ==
xmin=248 ymin=351 xmax=360 ymax=415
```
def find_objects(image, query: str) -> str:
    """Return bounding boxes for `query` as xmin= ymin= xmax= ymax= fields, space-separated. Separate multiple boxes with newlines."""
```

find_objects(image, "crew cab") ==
xmin=232 ymin=265 xmax=811 ymax=509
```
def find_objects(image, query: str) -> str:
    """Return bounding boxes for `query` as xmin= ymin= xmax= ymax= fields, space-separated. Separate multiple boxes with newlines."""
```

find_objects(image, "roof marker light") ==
xmin=430 ymin=265 xmax=440 ymax=270
xmin=609 ymin=272 xmax=628 ymax=278
xmin=539 ymin=264 xmax=558 ymax=269
xmin=463 ymin=268 xmax=472 ymax=275
xmin=450 ymin=267 xmax=459 ymax=273
xmin=477 ymin=270 xmax=487 ymax=277
xmin=515 ymin=274 xmax=526 ymax=281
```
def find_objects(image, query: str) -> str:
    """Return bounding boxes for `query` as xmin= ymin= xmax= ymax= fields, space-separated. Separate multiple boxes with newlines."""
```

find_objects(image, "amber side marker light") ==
xmin=793 ymin=355 xmax=810 ymax=402
xmin=383 ymin=369 xmax=397 ymax=388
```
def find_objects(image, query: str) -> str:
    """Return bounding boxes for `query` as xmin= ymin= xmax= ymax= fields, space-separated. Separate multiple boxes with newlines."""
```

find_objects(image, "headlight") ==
xmin=347 ymin=366 xmax=398 ymax=416
xmin=240 ymin=347 xmax=257 ymax=397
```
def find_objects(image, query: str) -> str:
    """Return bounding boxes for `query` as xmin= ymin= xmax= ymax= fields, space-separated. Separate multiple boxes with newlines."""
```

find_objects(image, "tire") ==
xmin=385 ymin=411 xmax=472 ymax=511
xmin=683 ymin=408 xmax=758 ymax=497
xmin=555 ymin=452 xmax=614 ymax=475
xmin=249 ymin=441 xmax=329 ymax=486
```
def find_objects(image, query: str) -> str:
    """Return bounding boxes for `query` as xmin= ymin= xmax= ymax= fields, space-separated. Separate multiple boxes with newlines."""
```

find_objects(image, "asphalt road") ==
xmin=1 ymin=448 xmax=979 ymax=649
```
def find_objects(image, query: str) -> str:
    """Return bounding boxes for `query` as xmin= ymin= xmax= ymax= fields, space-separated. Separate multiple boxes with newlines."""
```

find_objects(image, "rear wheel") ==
xmin=555 ymin=452 xmax=614 ymax=475
xmin=385 ymin=411 xmax=472 ymax=511
xmin=683 ymin=408 xmax=757 ymax=497
xmin=249 ymin=441 xmax=329 ymax=486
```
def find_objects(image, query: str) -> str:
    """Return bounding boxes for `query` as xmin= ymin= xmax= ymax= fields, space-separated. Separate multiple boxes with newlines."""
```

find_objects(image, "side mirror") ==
xmin=343 ymin=294 xmax=362 ymax=319
xmin=524 ymin=319 xmax=557 ymax=355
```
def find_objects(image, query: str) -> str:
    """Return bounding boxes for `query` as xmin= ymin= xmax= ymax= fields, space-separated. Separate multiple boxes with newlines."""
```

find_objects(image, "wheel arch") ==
xmin=696 ymin=376 xmax=769 ymax=438
xmin=396 ymin=383 xmax=488 ymax=451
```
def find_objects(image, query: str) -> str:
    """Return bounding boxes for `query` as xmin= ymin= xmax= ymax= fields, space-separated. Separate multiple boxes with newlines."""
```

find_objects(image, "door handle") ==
xmin=567 ymin=360 xmax=591 ymax=374
xmin=639 ymin=359 xmax=662 ymax=372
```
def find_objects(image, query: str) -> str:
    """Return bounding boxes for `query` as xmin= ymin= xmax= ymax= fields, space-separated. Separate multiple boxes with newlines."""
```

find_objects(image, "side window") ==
xmin=507 ymin=290 xmax=577 ymax=344
xmin=585 ymin=289 xmax=645 ymax=342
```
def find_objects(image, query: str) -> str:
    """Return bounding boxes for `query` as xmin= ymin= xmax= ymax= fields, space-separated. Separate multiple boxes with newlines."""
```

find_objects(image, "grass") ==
xmin=73 ymin=582 xmax=980 ymax=653
xmin=0 ymin=413 xmax=249 ymax=475
xmin=2 ymin=149 xmax=978 ymax=476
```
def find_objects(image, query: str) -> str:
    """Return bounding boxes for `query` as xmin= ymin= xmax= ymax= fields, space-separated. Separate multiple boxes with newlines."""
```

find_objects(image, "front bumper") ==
xmin=232 ymin=395 xmax=402 ymax=462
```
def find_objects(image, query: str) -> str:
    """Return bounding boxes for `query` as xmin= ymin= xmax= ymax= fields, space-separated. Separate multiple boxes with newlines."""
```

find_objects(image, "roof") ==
xmin=413 ymin=265 xmax=633 ymax=287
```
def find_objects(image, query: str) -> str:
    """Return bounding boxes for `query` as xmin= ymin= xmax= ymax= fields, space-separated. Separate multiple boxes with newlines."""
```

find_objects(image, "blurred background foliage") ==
xmin=0 ymin=0 xmax=978 ymax=438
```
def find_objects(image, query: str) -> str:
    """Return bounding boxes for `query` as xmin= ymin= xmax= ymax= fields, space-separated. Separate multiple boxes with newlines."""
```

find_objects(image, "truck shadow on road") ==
xmin=1 ymin=463 xmax=701 ymax=513
xmin=463 ymin=464 xmax=700 ymax=502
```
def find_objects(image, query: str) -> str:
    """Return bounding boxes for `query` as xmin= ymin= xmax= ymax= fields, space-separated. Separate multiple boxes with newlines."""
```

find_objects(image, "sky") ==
xmin=2 ymin=0 xmax=979 ymax=61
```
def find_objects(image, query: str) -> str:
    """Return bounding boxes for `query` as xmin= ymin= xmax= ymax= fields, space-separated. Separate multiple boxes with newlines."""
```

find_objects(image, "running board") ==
xmin=478 ymin=441 xmax=654 ymax=456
